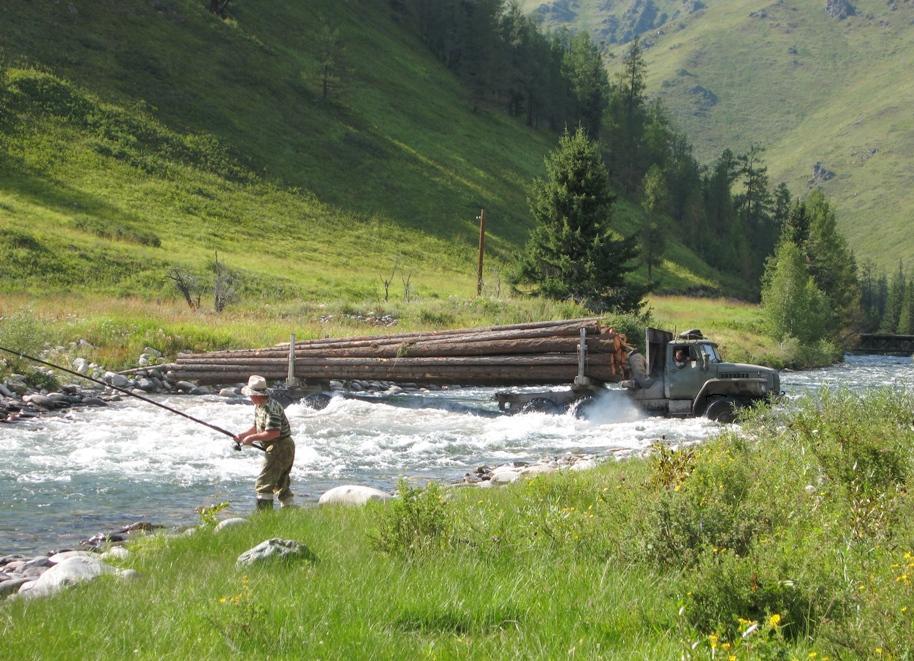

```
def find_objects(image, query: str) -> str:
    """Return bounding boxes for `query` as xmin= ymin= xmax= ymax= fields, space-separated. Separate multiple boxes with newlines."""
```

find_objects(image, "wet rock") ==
xmin=175 ymin=381 xmax=196 ymax=393
xmin=236 ymin=538 xmax=316 ymax=568
xmin=136 ymin=378 xmax=157 ymax=392
xmin=214 ymin=518 xmax=247 ymax=533
xmin=318 ymin=485 xmax=392 ymax=506
xmin=82 ymin=397 xmax=107 ymax=407
xmin=104 ymin=372 xmax=130 ymax=389
xmin=219 ymin=387 xmax=240 ymax=397
xmin=0 ymin=383 xmax=13 ymax=398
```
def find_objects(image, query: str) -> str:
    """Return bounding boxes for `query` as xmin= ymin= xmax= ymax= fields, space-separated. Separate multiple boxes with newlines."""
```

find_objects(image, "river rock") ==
xmin=101 ymin=546 xmax=130 ymax=561
xmin=104 ymin=372 xmax=130 ymax=388
xmin=23 ymin=556 xmax=53 ymax=569
xmin=318 ymin=485 xmax=392 ymax=506
xmin=0 ymin=383 xmax=13 ymax=398
xmin=219 ymin=387 xmax=240 ymax=397
xmin=72 ymin=357 xmax=89 ymax=374
xmin=19 ymin=555 xmax=115 ymax=599
xmin=214 ymin=518 xmax=248 ymax=533
xmin=235 ymin=538 xmax=316 ymax=568
xmin=175 ymin=381 xmax=196 ymax=393
xmin=136 ymin=378 xmax=157 ymax=392
xmin=0 ymin=577 xmax=31 ymax=599
xmin=490 ymin=465 xmax=522 ymax=484
xmin=49 ymin=551 xmax=97 ymax=564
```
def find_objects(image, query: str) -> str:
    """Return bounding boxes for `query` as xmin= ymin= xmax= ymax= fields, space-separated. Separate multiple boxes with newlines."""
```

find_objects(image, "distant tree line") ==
xmin=860 ymin=260 xmax=914 ymax=334
xmin=389 ymin=0 xmax=607 ymax=134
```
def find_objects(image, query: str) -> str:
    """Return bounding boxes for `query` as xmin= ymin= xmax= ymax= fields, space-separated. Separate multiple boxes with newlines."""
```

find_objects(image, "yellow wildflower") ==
xmin=709 ymin=634 xmax=719 ymax=649
xmin=768 ymin=613 xmax=782 ymax=627
xmin=721 ymin=642 xmax=731 ymax=650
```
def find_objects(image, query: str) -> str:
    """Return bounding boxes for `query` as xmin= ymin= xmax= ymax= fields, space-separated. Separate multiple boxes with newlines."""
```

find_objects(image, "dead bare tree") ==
xmin=401 ymin=272 xmax=413 ymax=303
xmin=379 ymin=261 xmax=398 ymax=302
xmin=212 ymin=251 xmax=238 ymax=313
xmin=168 ymin=268 xmax=201 ymax=311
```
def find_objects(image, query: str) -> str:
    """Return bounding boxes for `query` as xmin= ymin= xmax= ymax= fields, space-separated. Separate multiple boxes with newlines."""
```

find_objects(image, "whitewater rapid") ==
xmin=1 ymin=354 xmax=910 ymax=555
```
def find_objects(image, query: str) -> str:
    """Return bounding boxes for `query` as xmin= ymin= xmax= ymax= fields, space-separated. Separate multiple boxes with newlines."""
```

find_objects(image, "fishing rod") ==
xmin=0 ymin=345 xmax=263 ymax=452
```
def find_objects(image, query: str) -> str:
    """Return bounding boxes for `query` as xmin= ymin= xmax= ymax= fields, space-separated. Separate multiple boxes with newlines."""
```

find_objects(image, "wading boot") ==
xmin=255 ymin=498 xmax=273 ymax=512
xmin=279 ymin=497 xmax=296 ymax=509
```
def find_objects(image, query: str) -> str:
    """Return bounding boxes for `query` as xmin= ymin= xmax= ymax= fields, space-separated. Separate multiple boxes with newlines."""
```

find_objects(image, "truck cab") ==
xmin=624 ymin=328 xmax=780 ymax=421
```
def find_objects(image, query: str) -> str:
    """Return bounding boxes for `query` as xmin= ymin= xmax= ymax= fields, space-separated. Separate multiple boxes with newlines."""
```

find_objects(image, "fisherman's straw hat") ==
xmin=242 ymin=375 xmax=269 ymax=396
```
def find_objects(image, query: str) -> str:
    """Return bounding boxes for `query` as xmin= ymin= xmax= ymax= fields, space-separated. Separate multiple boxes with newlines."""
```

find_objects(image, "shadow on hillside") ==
xmin=0 ymin=168 xmax=148 ymax=230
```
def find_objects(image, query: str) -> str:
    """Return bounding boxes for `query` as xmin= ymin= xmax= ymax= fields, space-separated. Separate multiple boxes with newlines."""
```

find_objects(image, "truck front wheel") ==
xmin=704 ymin=397 xmax=738 ymax=423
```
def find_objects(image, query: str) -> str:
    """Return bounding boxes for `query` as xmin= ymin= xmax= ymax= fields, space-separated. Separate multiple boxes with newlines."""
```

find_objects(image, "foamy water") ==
xmin=1 ymin=354 xmax=910 ymax=555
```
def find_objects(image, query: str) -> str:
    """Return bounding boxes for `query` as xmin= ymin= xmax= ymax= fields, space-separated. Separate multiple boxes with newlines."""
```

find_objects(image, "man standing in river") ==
xmin=234 ymin=375 xmax=296 ymax=511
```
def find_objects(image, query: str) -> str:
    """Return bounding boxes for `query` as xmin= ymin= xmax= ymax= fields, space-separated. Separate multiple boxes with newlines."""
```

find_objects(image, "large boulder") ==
xmin=18 ymin=555 xmax=115 ymax=599
xmin=235 ymin=539 xmax=316 ymax=568
xmin=318 ymin=485 xmax=392 ymax=506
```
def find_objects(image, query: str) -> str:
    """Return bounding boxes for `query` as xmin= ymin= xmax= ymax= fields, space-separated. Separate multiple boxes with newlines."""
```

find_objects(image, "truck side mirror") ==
xmin=701 ymin=354 xmax=709 ymax=371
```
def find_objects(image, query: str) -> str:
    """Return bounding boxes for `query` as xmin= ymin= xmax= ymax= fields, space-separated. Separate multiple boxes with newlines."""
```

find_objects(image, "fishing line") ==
xmin=0 ymin=345 xmax=264 ymax=452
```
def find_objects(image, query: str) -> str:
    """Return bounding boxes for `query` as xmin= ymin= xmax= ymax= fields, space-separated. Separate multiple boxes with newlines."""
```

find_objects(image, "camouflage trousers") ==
xmin=255 ymin=436 xmax=295 ymax=502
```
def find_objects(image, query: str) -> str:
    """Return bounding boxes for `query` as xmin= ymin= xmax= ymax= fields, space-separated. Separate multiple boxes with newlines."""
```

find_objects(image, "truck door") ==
xmin=666 ymin=343 xmax=709 ymax=400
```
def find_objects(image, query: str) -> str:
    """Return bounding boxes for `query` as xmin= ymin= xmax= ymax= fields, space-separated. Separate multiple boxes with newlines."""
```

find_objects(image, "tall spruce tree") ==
xmin=561 ymin=32 xmax=610 ymax=139
xmin=640 ymin=164 xmax=668 ymax=285
xmin=804 ymin=190 xmax=860 ymax=333
xmin=881 ymin=261 xmax=906 ymax=332
xmin=517 ymin=128 xmax=644 ymax=313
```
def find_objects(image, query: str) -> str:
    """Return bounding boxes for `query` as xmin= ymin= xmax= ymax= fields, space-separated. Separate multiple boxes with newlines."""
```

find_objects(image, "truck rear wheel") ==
xmin=705 ymin=397 xmax=738 ymax=423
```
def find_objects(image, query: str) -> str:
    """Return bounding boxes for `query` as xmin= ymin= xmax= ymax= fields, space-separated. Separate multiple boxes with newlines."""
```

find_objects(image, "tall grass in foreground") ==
xmin=2 ymin=389 xmax=913 ymax=658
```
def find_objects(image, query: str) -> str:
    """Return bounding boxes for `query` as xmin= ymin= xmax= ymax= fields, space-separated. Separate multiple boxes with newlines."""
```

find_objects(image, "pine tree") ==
xmin=640 ymin=164 xmax=668 ymax=285
xmin=881 ymin=261 xmax=906 ymax=332
xmin=804 ymin=190 xmax=860 ymax=334
xmin=561 ymin=32 xmax=609 ymax=139
xmin=517 ymin=127 xmax=644 ymax=313
xmin=898 ymin=277 xmax=914 ymax=335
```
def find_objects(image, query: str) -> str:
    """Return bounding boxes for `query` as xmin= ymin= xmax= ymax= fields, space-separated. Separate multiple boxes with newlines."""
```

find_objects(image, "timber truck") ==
xmin=496 ymin=328 xmax=781 ymax=422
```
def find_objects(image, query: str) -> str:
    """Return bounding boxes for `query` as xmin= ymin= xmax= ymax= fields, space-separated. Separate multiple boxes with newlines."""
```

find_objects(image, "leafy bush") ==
xmin=791 ymin=389 xmax=912 ymax=540
xmin=372 ymin=480 xmax=451 ymax=554
xmin=643 ymin=436 xmax=767 ymax=567
xmin=0 ymin=308 xmax=50 ymax=374
xmin=682 ymin=547 xmax=846 ymax=642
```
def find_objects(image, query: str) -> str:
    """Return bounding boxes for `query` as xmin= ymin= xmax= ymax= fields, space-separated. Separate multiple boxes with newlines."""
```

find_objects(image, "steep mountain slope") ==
xmin=0 ymin=0 xmax=739 ymax=302
xmin=525 ymin=0 xmax=914 ymax=270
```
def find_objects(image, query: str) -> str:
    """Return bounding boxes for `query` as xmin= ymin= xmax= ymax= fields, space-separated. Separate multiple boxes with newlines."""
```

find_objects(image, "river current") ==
xmin=1 ymin=354 xmax=911 ymax=555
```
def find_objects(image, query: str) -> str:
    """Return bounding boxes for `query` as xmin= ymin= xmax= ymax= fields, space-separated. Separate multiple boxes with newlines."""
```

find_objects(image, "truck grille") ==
xmin=720 ymin=372 xmax=750 ymax=379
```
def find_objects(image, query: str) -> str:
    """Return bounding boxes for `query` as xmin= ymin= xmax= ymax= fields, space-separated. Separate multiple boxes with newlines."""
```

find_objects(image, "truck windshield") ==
xmin=700 ymin=343 xmax=720 ymax=363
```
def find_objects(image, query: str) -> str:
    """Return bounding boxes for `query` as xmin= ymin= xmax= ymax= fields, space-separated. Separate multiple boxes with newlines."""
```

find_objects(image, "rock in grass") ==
xmin=235 ymin=539 xmax=316 ymax=568
xmin=318 ymin=485 xmax=392 ymax=506
xmin=100 ymin=547 xmax=130 ymax=561
xmin=214 ymin=518 xmax=247 ymax=533
xmin=18 ymin=556 xmax=115 ymax=599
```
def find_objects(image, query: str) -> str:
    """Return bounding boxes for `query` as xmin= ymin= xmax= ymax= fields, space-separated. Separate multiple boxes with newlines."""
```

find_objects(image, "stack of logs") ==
xmin=166 ymin=318 xmax=632 ymax=387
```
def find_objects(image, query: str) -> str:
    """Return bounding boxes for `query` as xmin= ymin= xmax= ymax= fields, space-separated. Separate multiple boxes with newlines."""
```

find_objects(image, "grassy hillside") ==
xmin=525 ymin=0 xmax=914 ymax=271
xmin=0 ymin=0 xmax=741 ymax=305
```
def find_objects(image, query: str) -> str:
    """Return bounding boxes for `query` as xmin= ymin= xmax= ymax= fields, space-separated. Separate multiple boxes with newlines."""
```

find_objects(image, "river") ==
xmin=1 ymin=354 xmax=910 ymax=555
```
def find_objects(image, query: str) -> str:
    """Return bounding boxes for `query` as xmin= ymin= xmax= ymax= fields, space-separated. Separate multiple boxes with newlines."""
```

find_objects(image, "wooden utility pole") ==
xmin=476 ymin=208 xmax=486 ymax=296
